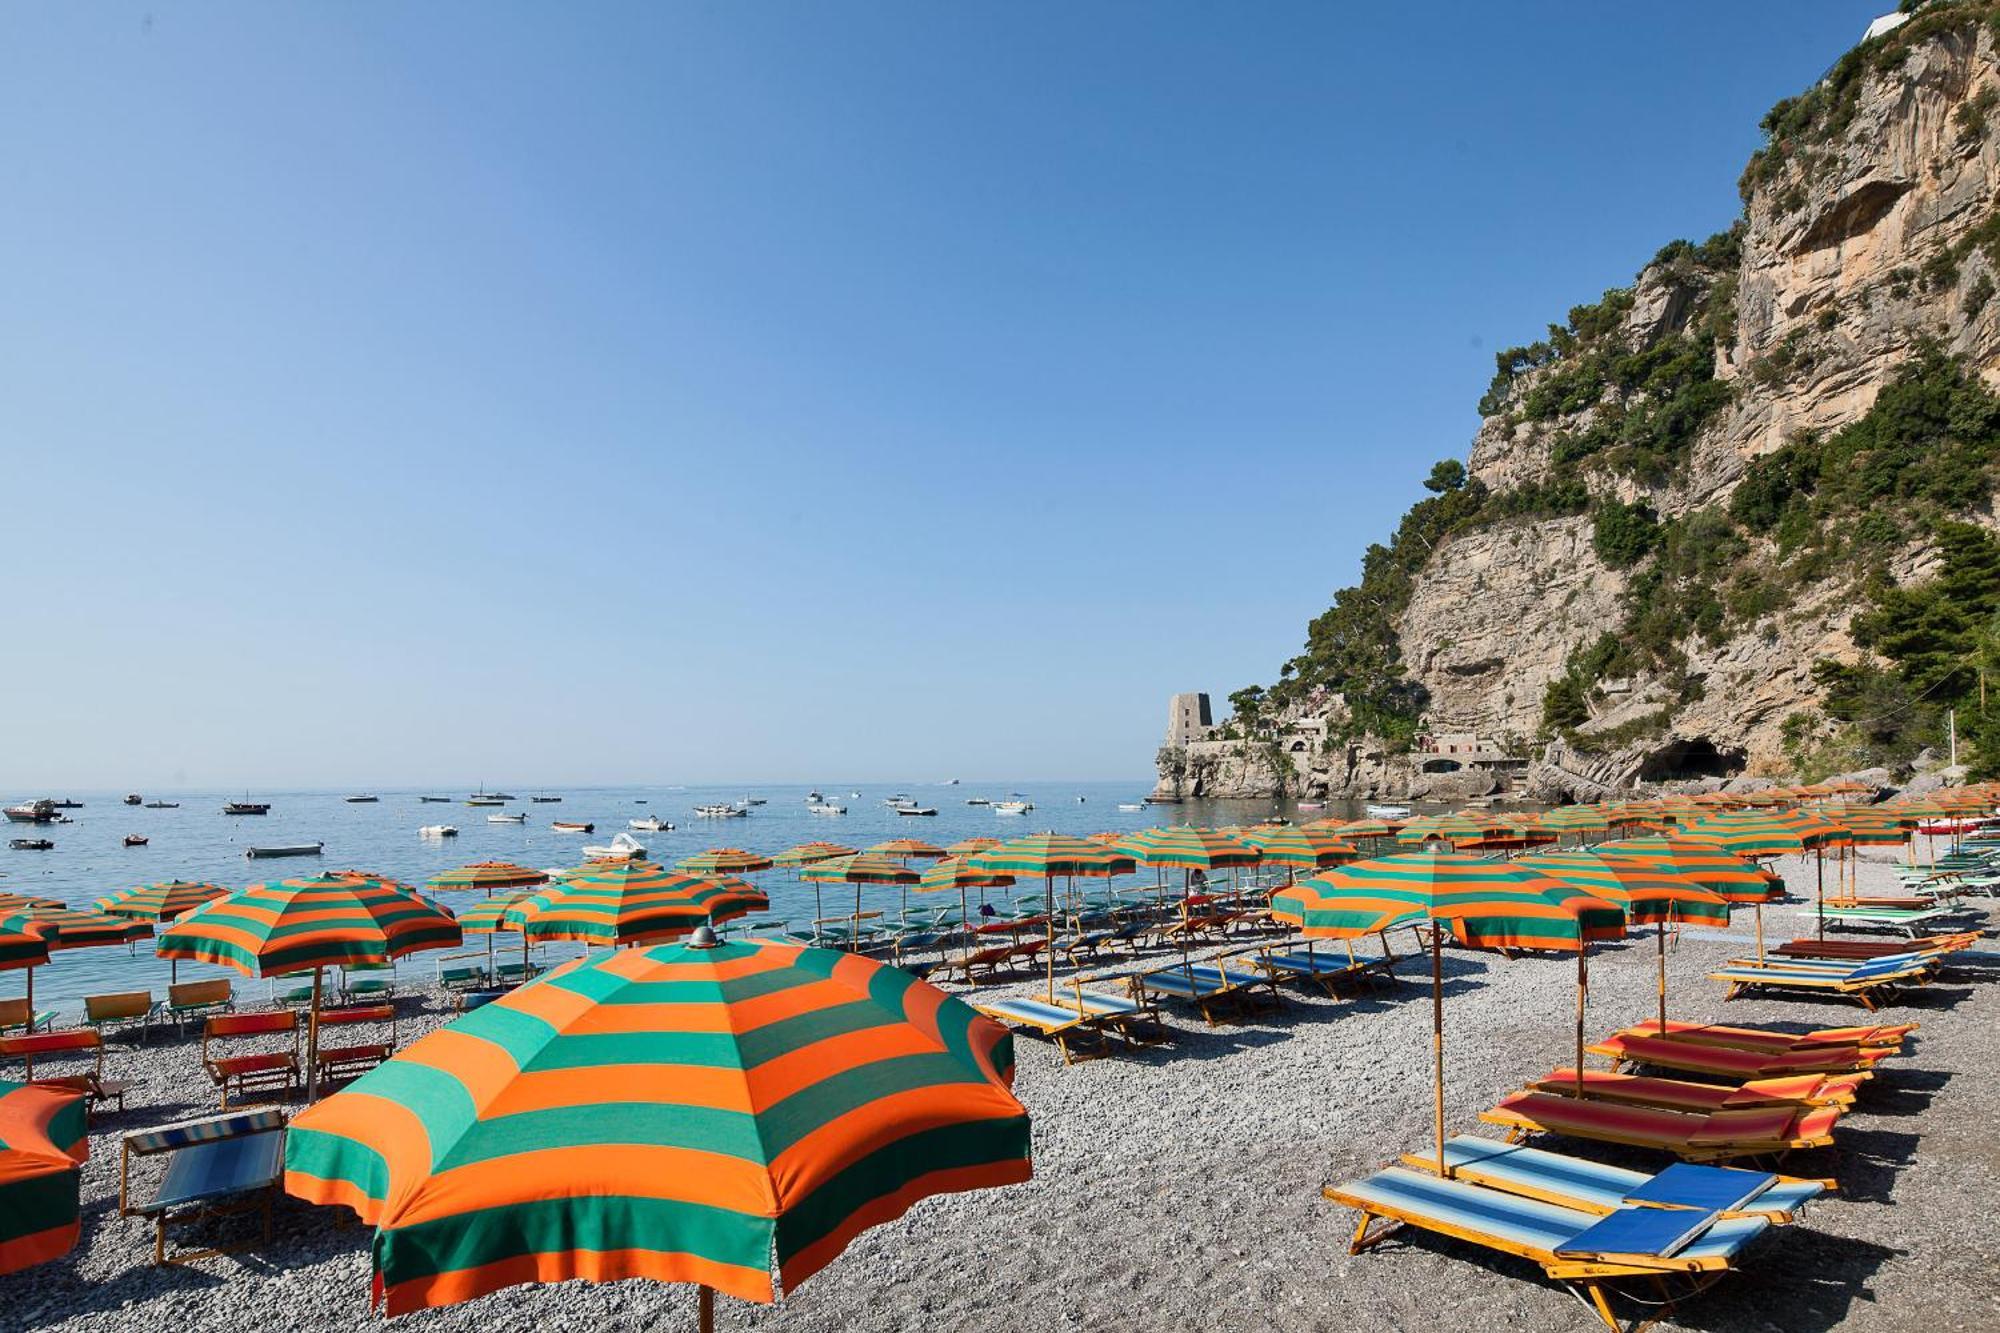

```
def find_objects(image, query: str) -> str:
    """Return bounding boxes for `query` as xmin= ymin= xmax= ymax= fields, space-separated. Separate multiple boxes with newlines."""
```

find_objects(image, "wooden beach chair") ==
xmin=1707 ymin=958 xmax=1926 ymax=1010
xmin=339 ymin=962 xmax=396 ymax=1004
xmin=310 ymin=1003 xmax=397 ymax=1087
xmin=1325 ymin=1139 xmax=1812 ymax=1331
xmin=1528 ymin=1067 xmax=1865 ymax=1114
xmin=84 ymin=991 xmax=160 ymax=1043
xmin=1131 ymin=962 xmax=1240 ymax=1025
xmin=971 ymin=995 xmax=1112 ymax=1065
xmin=0 ymin=1028 xmax=133 ymax=1111
xmin=165 ymin=980 xmax=234 ymax=1034
xmin=1183 ymin=959 xmax=1284 ymax=1012
xmin=1590 ymin=1030 xmax=1893 ymax=1081
xmin=1479 ymin=1091 xmax=1842 ymax=1164
xmin=200 ymin=1012 xmax=300 ymax=1108
xmin=0 ymin=997 xmax=56 ymax=1035
xmin=1773 ymin=936 xmax=1974 ymax=963
xmin=1607 ymin=1018 xmax=1917 ymax=1055
xmin=119 ymin=1108 xmax=287 ymax=1265
xmin=1051 ymin=984 xmax=1170 ymax=1047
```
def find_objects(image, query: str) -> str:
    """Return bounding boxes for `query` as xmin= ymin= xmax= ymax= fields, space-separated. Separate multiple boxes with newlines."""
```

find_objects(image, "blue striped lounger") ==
xmin=1428 ymin=1134 xmax=1821 ymax=1221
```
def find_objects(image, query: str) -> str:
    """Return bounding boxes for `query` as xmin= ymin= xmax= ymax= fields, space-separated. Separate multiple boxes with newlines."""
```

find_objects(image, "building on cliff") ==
xmin=1164 ymin=692 xmax=1214 ymax=747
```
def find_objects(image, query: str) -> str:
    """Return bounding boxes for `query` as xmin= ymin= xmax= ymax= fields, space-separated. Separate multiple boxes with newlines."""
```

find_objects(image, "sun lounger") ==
xmin=0 ymin=998 xmax=55 ymax=1035
xmin=1530 ymin=1067 xmax=1863 ymax=1113
xmin=200 ymin=1012 xmax=300 ymax=1108
xmin=1609 ymin=1018 xmax=1916 ymax=1054
xmin=1480 ymin=1090 xmax=1841 ymax=1164
xmin=1589 ymin=1031 xmax=1891 ymax=1081
xmin=1183 ymin=960 xmax=1283 ymax=1012
xmin=84 ymin=991 xmax=160 ymax=1043
xmin=1774 ymin=936 xmax=1973 ymax=963
xmin=339 ymin=963 xmax=396 ymax=1004
xmin=1412 ymin=1134 xmax=1823 ymax=1223
xmin=1050 ymin=986 xmax=1169 ymax=1046
xmin=1325 ymin=1147 xmax=1795 ymax=1331
xmin=165 ymin=980 xmax=234 ymax=1034
xmin=0 ymin=1028 xmax=133 ymax=1110
xmin=310 ymin=1003 xmax=397 ymax=1086
xmin=972 ymin=995 xmax=1112 ymax=1065
xmin=1822 ymin=906 xmax=1959 ymax=937
xmin=1132 ymin=963 xmax=1240 ymax=1025
xmin=119 ymin=1108 xmax=286 ymax=1265
xmin=1708 ymin=959 xmax=1926 ymax=1009
xmin=1254 ymin=947 xmax=1397 ymax=996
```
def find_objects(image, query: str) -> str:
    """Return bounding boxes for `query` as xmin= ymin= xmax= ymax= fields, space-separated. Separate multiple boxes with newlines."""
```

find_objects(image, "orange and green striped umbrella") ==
xmin=675 ymin=848 xmax=775 ymax=877
xmin=1536 ymin=805 xmax=1611 ymax=836
xmin=0 ymin=926 xmax=51 ymax=973
xmin=1830 ymin=807 xmax=1921 ymax=846
xmin=770 ymin=842 xmax=855 ymax=869
xmin=800 ymin=853 xmax=923 ymax=885
xmin=1270 ymin=847 xmax=1622 ymax=1173
xmin=916 ymin=857 xmax=1014 ymax=894
xmin=0 ymin=901 xmax=153 ymax=1018
xmin=970 ymin=834 xmax=1135 ymax=879
xmin=1395 ymin=812 xmax=1509 ymax=846
xmin=1116 ymin=826 xmax=1259 ymax=872
xmin=426 ymin=862 xmax=551 ymax=895
xmin=1590 ymin=837 xmax=1781 ymax=901
xmin=0 ymin=1078 xmax=88 ymax=1276
xmin=1329 ymin=817 xmax=1402 ymax=840
xmin=943 ymin=837 xmax=1000 ymax=857
xmin=1237 ymin=826 xmax=1356 ymax=871
xmin=282 ymin=938 xmax=1031 ymax=1317
xmin=866 ymin=838 xmax=947 ymax=861
xmin=505 ymin=862 xmax=768 ymax=947
xmin=156 ymin=873 xmax=456 ymax=976
xmin=1678 ymin=809 xmax=1845 ymax=858
xmin=93 ymin=880 xmax=228 ymax=922
xmin=452 ymin=893 xmax=534 ymax=935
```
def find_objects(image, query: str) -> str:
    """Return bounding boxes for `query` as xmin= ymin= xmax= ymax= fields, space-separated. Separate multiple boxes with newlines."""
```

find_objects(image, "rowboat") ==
xmin=693 ymin=804 xmax=747 ymax=818
xmin=222 ymin=801 xmax=271 ymax=816
xmin=123 ymin=834 xmax=149 ymax=847
xmin=10 ymin=838 xmax=53 ymax=850
xmin=487 ymin=813 xmax=529 ymax=824
xmin=246 ymin=842 xmax=323 ymax=859
xmin=551 ymin=821 xmax=595 ymax=833
xmin=896 ymin=805 xmax=939 ymax=816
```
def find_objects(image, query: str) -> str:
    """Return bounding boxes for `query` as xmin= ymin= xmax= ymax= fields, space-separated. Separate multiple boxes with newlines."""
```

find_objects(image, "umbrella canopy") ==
xmin=0 ymin=903 xmax=152 ymax=952
xmin=1237 ymin=826 xmax=1356 ymax=870
xmin=93 ymin=880 xmax=228 ymax=922
xmin=426 ymin=862 xmax=551 ymax=894
xmin=1536 ymin=806 xmax=1611 ymax=835
xmin=769 ymin=843 xmax=855 ymax=869
xmin=943 ymin=837 xmax=1001 ymax=857
xmin=1394 ymin=813 xmax=1508 ymax=847
xmin=970 ymin=834 xmax=1135 ymax=879
xmin=1271 ymin=848 xmax=1623 ymax=1172
xmin=505 ymin=862 xmax=768 ymax=947
xmin=282 ymin=938 xmax=1031 ymax=1317
xmin=1590 ymin=837 xmax=1781 ymax=900
xmin=675 ymin=848 xmax=776 ymax=877
xmin=1676 ymin=809 xmax=1842 ymax=857
xmin=0 ymin=927 xmax=51 ymax=973
xmin=866 ymin=839 xmax=947 ymax=861
xmin=800 ymin=854 xmax=924 ymax=885
xmin=1329 ymin=817 xmax=1403 ymax=839
xmin=916 ymin=857 xmax=1015 ymax=894
xmin=1116 ymin=826 xmax=1259 ymax=872
xmin=452 ymin=892 xmax=535 ymax=935
xmin=0 ymin=1078 xmax=89 ymax=1276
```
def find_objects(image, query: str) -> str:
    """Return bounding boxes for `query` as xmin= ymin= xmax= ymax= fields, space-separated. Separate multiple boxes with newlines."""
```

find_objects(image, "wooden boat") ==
xmin=222 ymin=801 xmax=271 ymax=815
xmin=246 ymin=842 xmax=323 ymax=858
xmin=9 ymin=838 xmax=54 ymax=850
xmin=143 ymin=801 xmax=179 ymax=809
xmin=123 ymin=834 xmax=149 ymax=847
xmin=345 ymin=795 xmax=379 ymax=804
xmin=551 ymin=821 xmax=595 ymax=833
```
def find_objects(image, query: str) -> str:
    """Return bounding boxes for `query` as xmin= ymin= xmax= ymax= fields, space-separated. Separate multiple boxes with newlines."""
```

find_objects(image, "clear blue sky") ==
xmin=0 ymin=2 xmax=1891 ymax=789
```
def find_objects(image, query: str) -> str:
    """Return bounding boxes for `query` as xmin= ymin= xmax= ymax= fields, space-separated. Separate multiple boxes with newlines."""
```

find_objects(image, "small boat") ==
xmin=144 ymin=801 xmax=179 ymax=809
xmin=629 ymin=816 xmax=673 ymax=832
xmin=4 ymin=801 xmax=57 ymax=824
xmin=223 ymin=801 xmax=271 ymax=816
xmin=583 ymin=832 xmax=647 ymax=860
xmin=896 ymin=805 xmax=939 ymax=817
xmin=487 ymin=813 xmax=529 ymax=824
xmin=806 ymin=790 xmax=824 ymax=802
xmin=634 ymin=798 xmax=648 ymax=804
xmin=1297 ymin=801 xmax=1325 ymax=811
xmin=419 ymin=796 xmax=452 ymax=803
xmin=1117 ymin=803 xmax=1144 ymax=812
xmin=465 ymin=798 xmax=505 ymax=808
xmin=418 ymin=825 xmax=459 ymax=838
xmin=694 ymin=804 xmax=747 ymax=818
xmin=551 ymin=821 xmax=595 ymax=833
xmin=1076 ymin=796 xmax=1087 ymax=803
xmin=50 ymin=799 xmax=83 ymax=809
xmin=123 ymin=834 xmax=149 ymax=847
xmin=883 ymin=794 xmax=912 ymax=806
xmin=944 ymin=779 xmax=960 ymax=786
xmin=345 ymin=795 xmax=379 ymax=804
xmin=808 ymin=803 xmax=847 ymax=816
xmin=9 ymin=838 xmax=54 ymax=851
xmin=741 ymin=797 xmax=767 ymax=807
xmin=532 ymin=796 xmax=563 ymax=803
xmin=1365 ymin=804 xmax=1412 ymax=819
xmin=246 ymin=842 xmax=323 ymax=858
xmin=123 ymin=793 xmax=143 ymax=806
xmin=964 ymin=797 xmax=990 ymax=806
xmin=993 ymin=801 xmax=1031 ymax=816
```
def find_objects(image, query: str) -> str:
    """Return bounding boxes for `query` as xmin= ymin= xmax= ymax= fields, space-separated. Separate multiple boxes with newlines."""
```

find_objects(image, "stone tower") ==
xmin=1165 ymin=692 xmax=1214 ymax=746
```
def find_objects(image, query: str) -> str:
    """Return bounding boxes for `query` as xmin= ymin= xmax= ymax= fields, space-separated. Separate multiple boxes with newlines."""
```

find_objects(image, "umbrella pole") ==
xmin=853 ymin=882 xmax=862 ymax=953
xmin=1753 ymin=901 xmax=1765 ymax=963
xmin=1045 ymin=875 xmax=1056 ymax=1002
xmin=1657 ymin=920 xmax=1669 ymax=1036
xmin=697 ymin=1284 xmax=714 ymax=1333
xmin=1815 ymin=848 xmax=1825 ymax=941
xmin=960 ymin=885 xmax=971 ymax=986
xmin=306 ymin=966 xmax=323 ymax=1103
xmin=1575 ymin=950 xmax=1587 ymax=1098
xmin=1431 ymin=925 xmax=1447 ymax=1178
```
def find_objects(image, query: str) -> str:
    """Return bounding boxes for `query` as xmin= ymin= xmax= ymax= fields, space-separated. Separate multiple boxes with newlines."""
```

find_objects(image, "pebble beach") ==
xmin=13 ymin=848 xmax=1998 ymax=1333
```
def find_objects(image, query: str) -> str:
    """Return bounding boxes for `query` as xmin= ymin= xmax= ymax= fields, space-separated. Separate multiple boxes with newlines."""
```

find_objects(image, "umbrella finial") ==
xmin=689 ymin=924 xmax=721 ymax=949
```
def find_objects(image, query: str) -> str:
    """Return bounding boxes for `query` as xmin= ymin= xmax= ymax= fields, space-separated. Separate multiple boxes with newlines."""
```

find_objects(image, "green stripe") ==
xmin=285 ymin=1125 xmax=391 ymax=1204
xmin=0 ymin=1168 xmax=78 ymax=1246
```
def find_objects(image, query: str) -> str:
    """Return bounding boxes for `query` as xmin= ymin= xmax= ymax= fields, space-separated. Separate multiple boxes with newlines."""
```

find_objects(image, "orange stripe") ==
xmin=780 ymin=1158 xmax=1031 ymax=1294
xmin=380 ymin=1244 xmax=774 ymax=1314
xmin=769 ymin=1082 xmax=1025 ymax=1202
xmin=390 ymin=1143 xmax=783 ymax=1227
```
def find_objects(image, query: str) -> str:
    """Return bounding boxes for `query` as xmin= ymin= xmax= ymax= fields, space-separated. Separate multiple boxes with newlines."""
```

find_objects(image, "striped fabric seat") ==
xmin=1429 ymin=1135 xmax=1821 ymax=1221
xmin=973 ymin=996 xmax=1086 ymax=1034
xmin=1614 ymin=1019 xmax=1915 ymax=1053
xmin=1481 ymin=1091 xmax=1841 ymax=1162
xmin=1709 ymin=963 xmax=1922 ymax=1009
xmin=1531 ymin=1067 xmax=1862 ymax=1113
xmin=124 ymin=1108 xmax=286 ymax=1156
xmin=1592 ymin=1031 xmax=1891 ymax=1079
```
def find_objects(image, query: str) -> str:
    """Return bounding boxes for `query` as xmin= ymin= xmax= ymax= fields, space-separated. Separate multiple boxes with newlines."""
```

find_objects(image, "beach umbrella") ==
xmin=769 ymin=842 xmax=855 ymax=872
xmin=505 ymin=861 xmax=768 ymax=949
xmin=425 ymin=861 xmax=550 ymax=896
xmin=802 ymin=853 xmax=921 ymax=950
xmin=675 ymin=848 xmax=775 ymax=877
xmin=1118 ymin=826 xmax=1260 ymax=911
xmin=0 ymin=1078 xmax=89 ymax=1275
xmin=282 ymin=936 xmax=1032 ymax=1325
xmin=1593 ymin=835 xmax=1785 ymax=958
xmin=866 ymin=838 xmax=947 ymax=861
xmin=0 ymin=926 xmax=52 ymax=975
xmin=1394 ymin=813 xmax=1507 ymax=847
xmin=916 ymin=857 xmax=1016 ymax=979
xmin=1536 ymin=805 xmax=1612 ymax=842
xmin=972 ymin=834 xmax=1136 ymax=998
xmin=1329 ymin=817 xmax=1404 ymax=841
xmin=944 ymin=836 xmax=1001 ymax=857
xmin=1680 ymin=809 xmax=1852 ymax=939
xmin=1269 ymin=848 xmax=1622 ymax=1174
xmin=0 ymin=902 xmax=153 ymax=1022
xmin=157 ymin=871 xmax=460 ymax=1101
xmin=1237 ymin=826 xmax=1356 ymax=880
xmin=93 ymin=881 xmax=229 ymax=982
xmin=1517 ymin=850 xmax=1731 ymax=1049
xmin=450 ymin=890 xmax=537 ymax=979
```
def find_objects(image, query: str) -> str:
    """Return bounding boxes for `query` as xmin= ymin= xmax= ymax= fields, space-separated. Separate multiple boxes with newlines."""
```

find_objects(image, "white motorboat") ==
xmin=629 ymin=816 xmax=673 ymax=832
xmin=741 ymin=796 xmax=767 ymax=806
xmin=993 ymin=801 xmax=1031 ymax=816
xmin=1365 ymin=804 xmax=1412 ymax=819
xmin=583 ymin=832 xmax=647 ymax=859
xmin=550 ymin=821 xmax=595 ymax=833
xmin=808 ymin=803 xmax=847 ymax=816
xmin=418 ymin=825 xmax=459 ymax=838
xmin=694 ymin=804 xmax=747 ymax=818
xmin=487 ymin=813 xmax=529 ymax=824
xmin=1117 ymin=803 xmax=1144 ymax=812
xmin=806 ymin=791 xmax=824 ymax=802
xmin=4 ymin=801 xmax=57 ymax=824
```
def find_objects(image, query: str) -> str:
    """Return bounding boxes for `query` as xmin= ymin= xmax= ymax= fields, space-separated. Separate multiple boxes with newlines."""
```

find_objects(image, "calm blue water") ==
xmin=5 ymin=781 xmax=1338 ymax=1014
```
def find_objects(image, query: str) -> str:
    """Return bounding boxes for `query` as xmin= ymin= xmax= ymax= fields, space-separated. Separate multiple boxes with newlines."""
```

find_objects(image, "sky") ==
xmin=0 ymin=2 xmax=1896 ymax=789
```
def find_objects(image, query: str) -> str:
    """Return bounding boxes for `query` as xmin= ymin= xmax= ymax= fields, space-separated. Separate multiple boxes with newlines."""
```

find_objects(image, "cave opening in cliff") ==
xmin=1636 ymin=738 xmax=1743 ymax=783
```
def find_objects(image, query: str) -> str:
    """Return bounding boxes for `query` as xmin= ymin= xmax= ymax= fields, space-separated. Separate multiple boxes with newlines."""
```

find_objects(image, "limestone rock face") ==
xmin=1175 ymin=16 xmax=2000 ymax=801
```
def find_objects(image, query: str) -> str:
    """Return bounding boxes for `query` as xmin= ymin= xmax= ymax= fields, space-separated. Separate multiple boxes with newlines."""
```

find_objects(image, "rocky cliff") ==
xmin=1164 ymin=4 xmax=2000 ymax=802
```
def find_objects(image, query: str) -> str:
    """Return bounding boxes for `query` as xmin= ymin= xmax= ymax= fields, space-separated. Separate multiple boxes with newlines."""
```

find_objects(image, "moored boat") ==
xmin=896 ymin=805 xmax=939 ymax=816
xmin=693 ymin=804 xmax=747 ymax=818
xmin=50 ymin=799 xmax=82 ymax=809
xmin=418 ymin=825 xmax=459 ymax=838
xmin=345 ymin=795 xmax=379 ymax=804
xmin=222 ymin=800 xmax=271 ymax=815
xmin=123 ymin=834 xmax=148 ymax=847
xmin=808 ymin=803 xmax=847 ymax=815
xmin=583 ymin=832 xmax=647 ymax=859
xmin=246 ymin=842 xmax=322 ymax=858
xmin=487 ymin=813 xmax=529 ymax=824
xmin=9 ymin=838 xmax=54 ymax=850
xmin=629 ymin=816 xmax=672 ymax=832
xmin=4 ymin=801 xmax=57 ymax=824
xmin=419 ymin=796 xmax=452 ymax=803
xmin=1365 ymin=804 xmax=1412 ymax=819
xmin=551 ymin=821 xmax=595 ymax=833
xmin=993 ymin=799 xmax=1032 ymax=816
xmin=1117 ymin=803 xmax=1144 ymax=812
xmin=531 ymin=796 xmax=563 ymax=803
xmin=123 ymin=793 xmax=143 ymax=806
xmin=144 ymin=801 xmax=179 ymax=809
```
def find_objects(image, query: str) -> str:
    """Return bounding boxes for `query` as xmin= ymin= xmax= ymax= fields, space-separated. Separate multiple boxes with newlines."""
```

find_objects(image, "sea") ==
xmin=5 ymin=780 xmax=1364 ymax=1013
